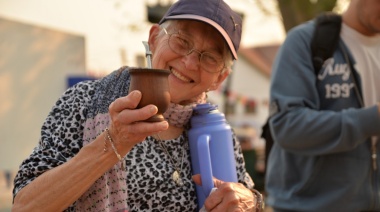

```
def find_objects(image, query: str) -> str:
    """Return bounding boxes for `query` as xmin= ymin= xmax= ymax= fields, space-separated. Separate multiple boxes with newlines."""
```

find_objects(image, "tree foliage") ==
xmin=277 ymin=0 xmax=338 ymax=32
xmin=254 ymin=0 xmax=349 ymax=33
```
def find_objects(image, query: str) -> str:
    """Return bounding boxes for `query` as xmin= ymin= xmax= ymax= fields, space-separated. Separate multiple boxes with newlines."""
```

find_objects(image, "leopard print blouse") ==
xmin=13 ymin=68 xmax=254 ymax=211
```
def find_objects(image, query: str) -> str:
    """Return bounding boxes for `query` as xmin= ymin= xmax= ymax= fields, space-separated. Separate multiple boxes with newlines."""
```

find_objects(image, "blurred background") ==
xmin=0 ymin=0 xmax=348 ymax=211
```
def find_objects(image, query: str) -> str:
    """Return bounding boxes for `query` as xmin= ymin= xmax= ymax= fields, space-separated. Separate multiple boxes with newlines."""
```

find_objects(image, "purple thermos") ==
xmin=188 ymin=103 xmax=238 ymax=210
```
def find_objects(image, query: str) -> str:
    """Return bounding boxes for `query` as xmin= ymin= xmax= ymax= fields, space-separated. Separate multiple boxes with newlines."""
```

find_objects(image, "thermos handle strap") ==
xmin=198 ymin=134 xmax=214 ymax=196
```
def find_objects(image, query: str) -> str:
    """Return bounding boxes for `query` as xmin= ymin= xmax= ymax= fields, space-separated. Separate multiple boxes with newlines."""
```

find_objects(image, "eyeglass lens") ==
xmin=167 ymin=33 xmax=224 ymax=73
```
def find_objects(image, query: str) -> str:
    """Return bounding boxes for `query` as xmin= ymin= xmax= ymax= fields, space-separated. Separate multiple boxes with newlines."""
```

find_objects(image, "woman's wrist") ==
xmin=250 ymin=189 xmax=264 ymax=212
xmin=104 ymin=127 xmax=126 ymax=171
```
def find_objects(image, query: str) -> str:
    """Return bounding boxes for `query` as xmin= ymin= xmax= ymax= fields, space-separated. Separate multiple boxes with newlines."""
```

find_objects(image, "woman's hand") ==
xmin=107 ymin=90 xmax=169 ymax=154
xmin=193 ymin=174 xmax=257 ymax=212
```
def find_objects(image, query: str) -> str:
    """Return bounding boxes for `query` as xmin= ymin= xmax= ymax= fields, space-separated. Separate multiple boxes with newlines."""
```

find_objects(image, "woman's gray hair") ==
xmin=158 ymin=20 xmax=234 ymax=74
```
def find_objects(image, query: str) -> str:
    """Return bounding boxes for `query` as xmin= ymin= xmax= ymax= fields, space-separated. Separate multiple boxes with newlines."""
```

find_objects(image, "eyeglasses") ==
xmin=163 ymin=28 xmax=225 ymax=73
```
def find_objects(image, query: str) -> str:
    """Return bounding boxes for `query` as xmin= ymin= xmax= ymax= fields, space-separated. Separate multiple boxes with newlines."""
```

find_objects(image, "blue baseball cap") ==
xmin=159 ymin=0 xmax=242 ymax=60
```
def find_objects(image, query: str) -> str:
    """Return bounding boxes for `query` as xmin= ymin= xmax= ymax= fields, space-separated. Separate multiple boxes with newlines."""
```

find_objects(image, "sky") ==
xmin=0 ymin=0 xmax=286 ymax=74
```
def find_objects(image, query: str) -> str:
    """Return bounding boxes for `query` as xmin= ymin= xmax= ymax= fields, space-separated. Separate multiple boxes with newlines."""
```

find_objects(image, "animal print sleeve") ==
xmin=233 ymin=134 xmax=255 ymax=189
xmin=12 ymin=81 xmax=96 ymax=200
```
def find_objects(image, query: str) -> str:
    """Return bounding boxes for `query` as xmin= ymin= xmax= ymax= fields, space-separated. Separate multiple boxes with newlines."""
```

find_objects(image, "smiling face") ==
xmin=148 ymin=20 xmax=231 ymax=105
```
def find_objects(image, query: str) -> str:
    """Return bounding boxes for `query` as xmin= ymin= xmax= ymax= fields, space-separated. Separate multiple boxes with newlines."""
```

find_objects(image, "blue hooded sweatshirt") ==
xmin=266 ymin=18 xmax=380 ymax=212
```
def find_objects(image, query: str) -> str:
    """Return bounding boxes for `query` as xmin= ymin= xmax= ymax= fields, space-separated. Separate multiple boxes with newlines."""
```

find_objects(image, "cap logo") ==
xmin=230 ymin=16 xmax=239 ymax=31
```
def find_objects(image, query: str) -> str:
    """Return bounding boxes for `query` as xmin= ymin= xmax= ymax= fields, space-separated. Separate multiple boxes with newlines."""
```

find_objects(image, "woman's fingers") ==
xmin=192 ymin=174 xmax=202 ymax=185
xmin=193 ymin=176 xmax=255 ymax=212
xmin=109 ymin=90 xmax=142 ymax=113
xmin=107 ymin=89 xmax=169 ymax=151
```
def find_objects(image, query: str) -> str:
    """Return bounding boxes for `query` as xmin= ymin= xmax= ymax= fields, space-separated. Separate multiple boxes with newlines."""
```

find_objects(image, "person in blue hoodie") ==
xmin=266 ymin=0 xmax=380 ymax=211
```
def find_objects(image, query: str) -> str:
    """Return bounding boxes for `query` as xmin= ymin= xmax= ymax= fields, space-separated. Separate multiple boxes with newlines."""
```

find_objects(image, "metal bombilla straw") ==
xmin=142 ymin=41 xmax=152 ymax=68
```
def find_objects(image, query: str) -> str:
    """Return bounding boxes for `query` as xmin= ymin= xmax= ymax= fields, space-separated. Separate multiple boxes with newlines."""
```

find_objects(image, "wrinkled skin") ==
xmin=193 ymin=175 xmax=255 ymax=212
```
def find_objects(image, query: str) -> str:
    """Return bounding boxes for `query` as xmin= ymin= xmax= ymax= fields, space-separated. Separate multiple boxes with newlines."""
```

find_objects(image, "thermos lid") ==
xmin=192 ymin=103 xmax=218 ymax=115
xmin=191 ymin=103 xmax=228 ymax=126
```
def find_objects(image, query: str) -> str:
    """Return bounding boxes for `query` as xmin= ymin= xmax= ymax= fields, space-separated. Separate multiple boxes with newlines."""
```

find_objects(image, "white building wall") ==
xmin=0 ymin=18 xmax=86 ymax=169
xmin=231 ymin=57 xmax=270 ymax=125
xmin=207 ymin=55 xmax=270 ymax=137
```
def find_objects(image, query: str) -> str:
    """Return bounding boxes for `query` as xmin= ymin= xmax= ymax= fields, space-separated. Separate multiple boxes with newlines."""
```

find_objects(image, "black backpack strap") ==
xmin=311 ymin=12 xmax=342 ymax=73
xmin=261 ymin=120 xmax=273 ymax=175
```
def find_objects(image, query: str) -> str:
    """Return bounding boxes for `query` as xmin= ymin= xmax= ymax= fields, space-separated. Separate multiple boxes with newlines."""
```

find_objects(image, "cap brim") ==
xmin=163 ymin=14 xmax=238 ymax=60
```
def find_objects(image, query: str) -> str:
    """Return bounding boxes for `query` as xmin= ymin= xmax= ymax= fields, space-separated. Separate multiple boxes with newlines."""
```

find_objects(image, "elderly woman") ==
xmin=12 ymin=0 xmax=263 ymax=211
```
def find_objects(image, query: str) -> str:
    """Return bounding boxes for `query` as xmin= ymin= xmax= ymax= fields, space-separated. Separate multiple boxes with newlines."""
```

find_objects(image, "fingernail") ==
xmin=131 ymin=90 xmax=141 ymax=98
xmin=159 ymin=121 xmax=168 ymax=128
xmin=150 ymin=105 xmax=158 ymax=113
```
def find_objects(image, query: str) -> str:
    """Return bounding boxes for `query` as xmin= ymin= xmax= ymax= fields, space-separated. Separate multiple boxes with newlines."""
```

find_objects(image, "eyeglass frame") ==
xmin=162 ymin=27 xmax=227 ymax=73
